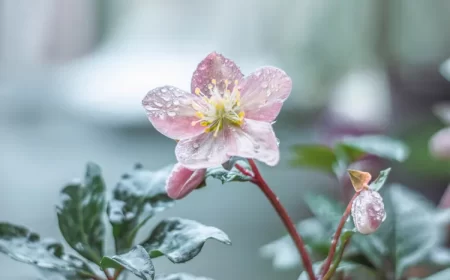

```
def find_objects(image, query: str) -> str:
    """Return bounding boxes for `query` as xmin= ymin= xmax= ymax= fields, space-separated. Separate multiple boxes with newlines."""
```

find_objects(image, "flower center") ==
xmin=191 ymin=79 xmax=245 ymax=137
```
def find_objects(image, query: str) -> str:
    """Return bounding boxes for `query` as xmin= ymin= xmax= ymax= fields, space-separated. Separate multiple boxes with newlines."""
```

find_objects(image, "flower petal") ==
xmin=191 ymin=52 xmax=243 ymax=95
xmin=228 ymin=119 xmax=280 ymax=166
xmin=165 ymin=163 xmax=206 ymax=199
xmin=142 ymin=86 xmax=206 ymax=140
xmin=239 ymin=67 xmax=292 ymax=122
xmin=429 ymin=127 xmax=450 ymax=159
xmin=175 ymin=130 xmax=230 ymax=169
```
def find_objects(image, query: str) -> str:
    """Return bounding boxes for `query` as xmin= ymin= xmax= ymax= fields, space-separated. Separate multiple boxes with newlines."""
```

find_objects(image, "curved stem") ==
xmin=103 ymin=269 xmax=113 ymax=280
xmin=319 ymin=192 xmax=359 ymax=277
xmin=322 ymin=233 xmax=352 ymax=280
xmin=241 ymin=159 xmax=316 ymax=280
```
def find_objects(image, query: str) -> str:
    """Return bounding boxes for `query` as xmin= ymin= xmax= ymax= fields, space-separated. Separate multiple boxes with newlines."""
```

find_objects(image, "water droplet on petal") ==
xmin=167 ymin=111 xmax=176 ymax=117
xmin=276 ymin=138 xmax=280 ymax=146
xmin=261 ymin=81 xmax=268 ymax=88
xmin=173 ymin=100 xmax=180 ymax=105
xmin=193 ymin=143 xmax=200 ymax=149
xmin=161 ymin=88 xmax=168 ymax=93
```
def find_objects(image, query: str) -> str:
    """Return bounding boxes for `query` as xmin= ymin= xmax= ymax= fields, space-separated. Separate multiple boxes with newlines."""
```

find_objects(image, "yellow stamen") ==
xmin=234 ymin=80 xmax=239 ymax=85
xmin=200 ymin=121 xmax=209 ymax=127
xmin=195 ymin=112 xmax=204 ymax=118
xmin=194 ymin=88 xmax=201 ymax=95
xmin=211 ymin=79 xmax=217 ymax=85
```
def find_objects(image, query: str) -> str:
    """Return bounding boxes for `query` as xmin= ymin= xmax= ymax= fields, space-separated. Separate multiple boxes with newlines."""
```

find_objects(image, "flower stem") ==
xmin=103 ymin=269 xmax=113 ymax=280
xmin=322 ymin=232 xmax=352 ymax=280
xmin=239 ymin=159 xmax=316 ymax=280
xmin=319 ymin=192 xmax=359 ymax=278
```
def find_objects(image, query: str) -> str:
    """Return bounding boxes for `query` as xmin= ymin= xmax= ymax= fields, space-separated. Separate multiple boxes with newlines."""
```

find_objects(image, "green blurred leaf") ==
xmin=290 ymin=145 xmax=338 ymax=174
xmin=385 ymin=184 xmax=447 ymax=279
xmin=304 ymin=193 xmax=345 ymax=228
xmin=297 ymin=261 xmax=376 ymax=280
xmin=108 ymin=164 xmax=174 ymax=253
xmin=260 ymin=218 xmax=330 ymax=270
xmin=141 ymin=218 xmax=231 ymax=263
xmin=423 ymin=268 xmax=450 ymax=280
xmin=155 ymin=273 xmax=214 ymax=280
xmin=369 ymin=168 xmax=391 ymax=191
xmin=100 ymin=245 xmax=154 ymax=280
xmin=0 ymin=223 xmax=94 ymax=279
xmin=56 ymin=162 xmax=106 ymax=264
xmin=205 ymin=158 xmax=252 ymax=184
xmin=335 ymin=135 xmax=410 ymax=162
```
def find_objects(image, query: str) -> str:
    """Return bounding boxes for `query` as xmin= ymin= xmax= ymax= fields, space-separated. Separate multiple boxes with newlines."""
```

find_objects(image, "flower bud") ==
xmin=351 ymin=189 xmax=386 ymax=234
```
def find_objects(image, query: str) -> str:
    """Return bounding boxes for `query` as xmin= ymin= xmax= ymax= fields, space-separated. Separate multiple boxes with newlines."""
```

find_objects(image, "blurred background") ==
xmin=1 ymin=0 xmax=450 ymax=279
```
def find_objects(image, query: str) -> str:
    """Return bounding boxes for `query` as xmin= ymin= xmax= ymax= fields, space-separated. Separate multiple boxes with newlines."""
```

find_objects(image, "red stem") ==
xmin=241 ymin=160 xmax=316 ymax=280
xmin=103 ymin=269 xmax=113 ymax=280
xmin=319 ymin=192 xmax=360 ymax=278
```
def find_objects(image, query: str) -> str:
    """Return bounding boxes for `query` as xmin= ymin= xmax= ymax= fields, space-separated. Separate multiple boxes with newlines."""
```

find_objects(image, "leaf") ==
xmin=141 ymin=218 xmax=231 ymax=263
xmin=108 ymin=163 xmax=175 ymax=253
xmin=205 ymin=158 xmax=252 ymax=184
xmin=424 ymin=268 xmax=450 ymax=280
xmin=56 ymin=162 xmax=106 ymax=264
xmin=304 ymin=193 xmax=345 ymax=228
xmin=297 ymin=261 xmax=376 ymax=280
xmin=100 ymin=245 xmax=155 ymax=280
xmin=155 ymin=273 xmax=214 ymax=280
xmin=0 ymin=223 xmax=94 ymax=279
xmin=386 ymin=184 xmax=447 ymax=279
xmin=260 ymin=218 xmax=330 ymax=270
xmin=369 ymin=168 xmax=391 ymax=191
xmin=290 ymin=145 xmax=338 ymax=174
xmin=335 ymin=135 xmax=410 ymax=162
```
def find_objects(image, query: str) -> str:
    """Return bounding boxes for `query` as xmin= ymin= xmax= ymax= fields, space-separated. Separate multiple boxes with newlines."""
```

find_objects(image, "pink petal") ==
xmin=351 ymin=189 xmax=386 ymax=234
xmin=429 ymin=127 xmax=450 ymax=159
xmin=165 ymin=163 xmax=206 ymax=199
xmin=228 ymin=119 xmax=280 ymax=166
xmin=191 ymin=52 xmax=243 ymax=95
xmin=175 ymin=130 xmax=231 ymax=169
xmin=142 ymin=86 xmax=206 ymax=140
xmin=239 ymin=67 xmax=292 ymax=122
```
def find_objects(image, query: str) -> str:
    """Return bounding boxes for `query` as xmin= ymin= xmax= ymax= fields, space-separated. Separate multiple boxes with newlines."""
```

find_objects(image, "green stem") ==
xmin=319 ymin=192 xmax=359 ymax=277
xmin=322 ymin=233 xmax=352 ymax=280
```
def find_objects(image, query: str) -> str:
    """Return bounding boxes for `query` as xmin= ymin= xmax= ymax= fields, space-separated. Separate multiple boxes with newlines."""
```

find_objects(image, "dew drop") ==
xmin=173 ymin=100 xmax=180 ymax=105
xmin=161 ymin=88 xmax=168 ymax=93
xmin=261 ymin=81 xmax=268 ymax=88
xmin=193 ymin=143 xmax=200 ymax=149
xmin=276 ymin=138 xmax=280 ymax=146
xmin=167 ymin=111 xmax=176 ymax=117
xmin=153 ymin=101 xmax=163 ymax=107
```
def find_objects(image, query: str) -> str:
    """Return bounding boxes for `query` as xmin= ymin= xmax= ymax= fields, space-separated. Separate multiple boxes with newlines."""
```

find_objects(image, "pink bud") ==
xmin=165 ymin=163 xmax=206 ymax=199
xmin=351 ymin=189 xmax=386 ymax=234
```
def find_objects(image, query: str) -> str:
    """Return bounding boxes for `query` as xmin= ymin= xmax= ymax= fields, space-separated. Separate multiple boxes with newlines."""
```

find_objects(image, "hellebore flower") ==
xmin=142 ymin=52 xmax=292 ymax=169
xmin=351 ymin=189 xmax=386 ymax=234
xmin=165 ymin=163 xmax=206 ymax=199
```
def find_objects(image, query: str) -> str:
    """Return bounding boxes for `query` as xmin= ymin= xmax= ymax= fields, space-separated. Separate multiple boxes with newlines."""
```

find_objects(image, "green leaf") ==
xmin=297 ymin=261 xmax=376 ymax=280
xmin=423 ymin=268 xmax=450 ymax=280
xmin=155 ymin=273 xmax=214 ymax=280
xmin=205 ymin=158 xmax=252 ymax=184
xmin=100 ymin=245 xmax=154 ymax=280
xmin=290 ymin=145 xmax=338 ymax=174
xmin=369 ymin=168 xmax=391 ymax=191
xmin=335 ymin=135 xmax=410 ymax=162
xmin=56 ymin=162 xmax=106 ymax=264
xmin=108 ymin=164 xmax=175 ymax=253
xmin=304 ymin=193 xmax=345 ymax=228
xmin=260 ymin=218 xmax=330 ymax=270
xmin=141 ymin=218 xmax=231 ymax=263
xmin=0 ymin=223 xmax=94 ymax=279
xmin=386 ymin=184 xmax=446 ymax=279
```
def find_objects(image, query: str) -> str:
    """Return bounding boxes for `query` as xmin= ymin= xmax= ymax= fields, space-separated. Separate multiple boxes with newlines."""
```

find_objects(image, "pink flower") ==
xmin=165 ymin=163 xmax=206 ymax=199
xmin=351 ymin=189 xmax=386 ymax=234
xmin=142 ymin=52 xmax=292 ymax=169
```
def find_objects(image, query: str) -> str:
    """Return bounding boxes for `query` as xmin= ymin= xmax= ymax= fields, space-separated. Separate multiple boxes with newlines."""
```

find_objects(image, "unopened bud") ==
xmin=351 ymin=189 xmax=386 ymax=234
